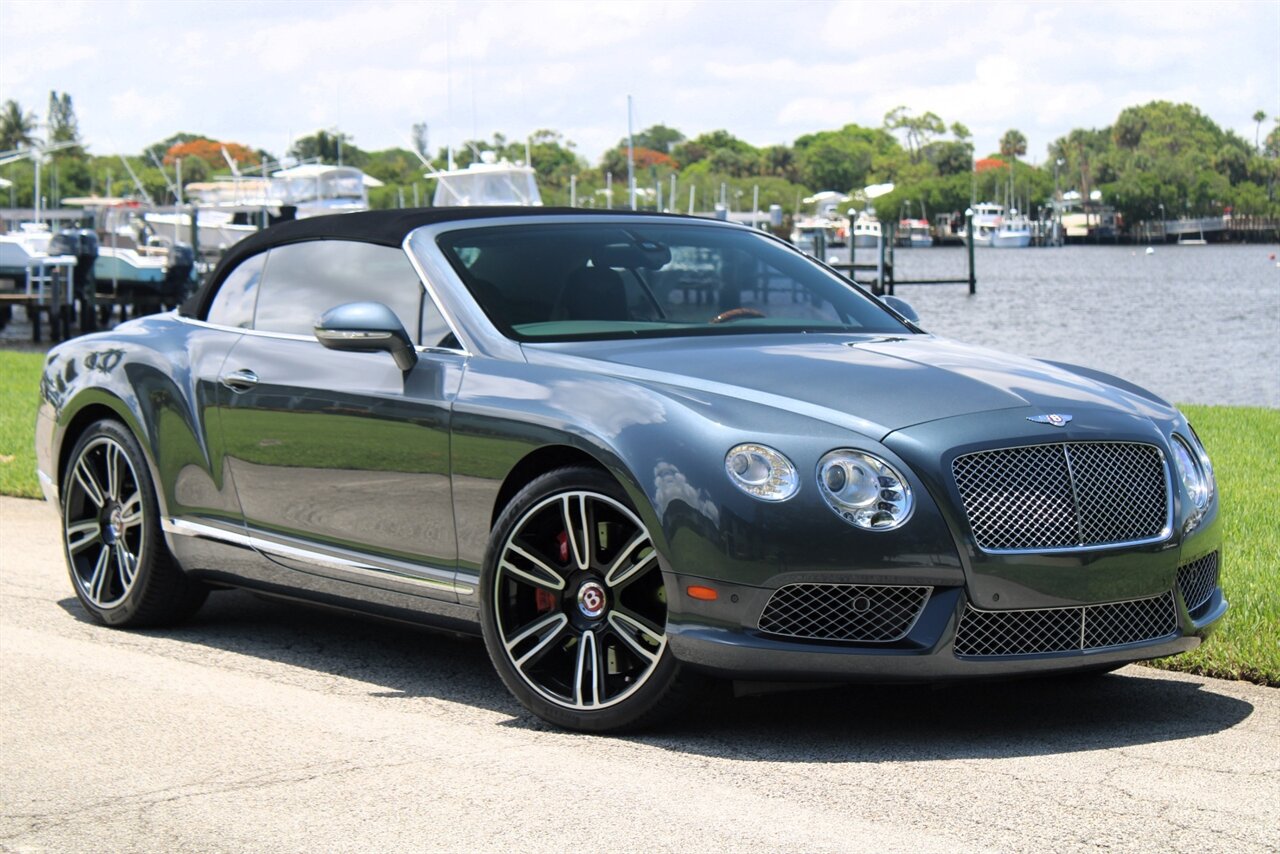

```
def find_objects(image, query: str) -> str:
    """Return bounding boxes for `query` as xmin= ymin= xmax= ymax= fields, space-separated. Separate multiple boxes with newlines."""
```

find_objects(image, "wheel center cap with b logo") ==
xmin=577 ymin=581 xmax=607 ymax=619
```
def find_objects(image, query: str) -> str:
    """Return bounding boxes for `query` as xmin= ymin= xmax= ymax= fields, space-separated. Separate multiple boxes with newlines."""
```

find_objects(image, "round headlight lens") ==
xmin=724 ymin=443 xmax=799 ymax=502
xmin=1171 ymin=434 xmax=1208 ymax=510
xmin=817 ymin=450 xmax=914 ymax=530
xmin=1188 ymin=425 xmax=1216 ymax=504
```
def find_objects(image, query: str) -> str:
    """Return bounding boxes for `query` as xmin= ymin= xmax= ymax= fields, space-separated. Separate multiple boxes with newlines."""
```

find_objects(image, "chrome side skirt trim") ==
xmin=163 ymin=517 xmax=471 ymax=596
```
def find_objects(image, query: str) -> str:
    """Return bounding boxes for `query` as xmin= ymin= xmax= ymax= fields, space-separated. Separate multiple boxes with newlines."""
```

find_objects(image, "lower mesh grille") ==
xmin=1177 ymin=551 xmax=1220 ymax=614
xmin=954 ymin=592 xmax=1179 ymax=657
xmin=758 ymin=584 xmax=931 ymax=642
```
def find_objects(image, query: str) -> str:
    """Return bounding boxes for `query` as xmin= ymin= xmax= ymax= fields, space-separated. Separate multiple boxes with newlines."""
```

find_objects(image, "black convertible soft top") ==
xmin=180 ymin=206 xmax=692 ymax=319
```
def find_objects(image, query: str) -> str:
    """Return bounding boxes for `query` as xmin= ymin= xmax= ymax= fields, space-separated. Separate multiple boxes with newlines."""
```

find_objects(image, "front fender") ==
xmin=450 ymin=357 xmax=963 ymax=600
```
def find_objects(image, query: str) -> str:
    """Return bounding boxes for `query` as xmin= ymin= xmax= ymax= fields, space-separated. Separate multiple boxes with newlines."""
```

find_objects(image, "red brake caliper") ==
xmin=534 ymin=531 xmax=570 ymax=614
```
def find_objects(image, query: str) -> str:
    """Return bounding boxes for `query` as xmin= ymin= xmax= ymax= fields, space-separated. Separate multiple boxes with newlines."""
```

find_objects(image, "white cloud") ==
xmin=0 ymin=0 xmax=1274 ymax=165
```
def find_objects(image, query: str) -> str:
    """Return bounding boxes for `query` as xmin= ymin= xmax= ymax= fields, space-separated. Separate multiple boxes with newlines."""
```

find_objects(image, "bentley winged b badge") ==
xmin=1027 ymin=413 xmax=1073 ymax=427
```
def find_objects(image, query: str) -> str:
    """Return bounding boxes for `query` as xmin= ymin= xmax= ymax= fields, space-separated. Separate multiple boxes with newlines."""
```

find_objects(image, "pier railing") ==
xmin=828 ymin=215 xmax=977 ymax=297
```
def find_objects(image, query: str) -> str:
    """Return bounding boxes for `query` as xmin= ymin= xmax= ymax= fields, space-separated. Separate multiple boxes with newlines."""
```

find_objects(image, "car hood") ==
xmin=522 ymin=333 xmax=1173 ymax=439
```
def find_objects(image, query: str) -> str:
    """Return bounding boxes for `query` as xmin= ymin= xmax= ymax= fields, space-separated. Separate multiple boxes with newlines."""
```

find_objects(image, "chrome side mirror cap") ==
xmin=314 ymin=301 xmax=418 ymax=372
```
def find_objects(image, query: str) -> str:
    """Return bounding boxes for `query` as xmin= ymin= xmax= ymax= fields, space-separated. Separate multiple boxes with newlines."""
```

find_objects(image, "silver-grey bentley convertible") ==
xmin=35 ymin=208 xmax=1225 ymax=731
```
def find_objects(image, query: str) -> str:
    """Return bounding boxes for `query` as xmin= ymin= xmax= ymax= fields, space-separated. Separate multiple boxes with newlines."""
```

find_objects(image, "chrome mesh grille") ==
xmin=1177 ymin=551 xmax=1220 ymax=614
xmin=954 ymin=592 xmax=1178 ymax=657
xmin=952 ymin=442 xmax=1168 ymax=551
xmin=758 ymin=584 xmax=931 ymax=642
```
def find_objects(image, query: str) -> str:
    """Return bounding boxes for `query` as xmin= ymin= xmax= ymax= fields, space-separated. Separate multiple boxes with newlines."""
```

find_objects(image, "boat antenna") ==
xmin=116 ymin=153 xmax=154 ymax=205
xmin=626 ymin=94 xmax=636 ymax=211
xmin=221 ymin=146 xmax=242 ymax=178
xmin=147 ymin=148 xmax=180 ymax=202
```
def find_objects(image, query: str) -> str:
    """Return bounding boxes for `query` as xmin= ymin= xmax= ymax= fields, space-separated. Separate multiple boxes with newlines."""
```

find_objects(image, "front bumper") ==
xmin=666 ymin=577 xmax=1227 ymax=682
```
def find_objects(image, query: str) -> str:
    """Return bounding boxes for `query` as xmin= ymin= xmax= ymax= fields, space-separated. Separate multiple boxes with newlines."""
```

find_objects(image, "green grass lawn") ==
xmin=1 ymin=346 xmax=1275 ymax=684
xmin=1148 ymin=404 xmax=1280 ymax=686
xmin=0 ymin=350 xmax=44 ymax=499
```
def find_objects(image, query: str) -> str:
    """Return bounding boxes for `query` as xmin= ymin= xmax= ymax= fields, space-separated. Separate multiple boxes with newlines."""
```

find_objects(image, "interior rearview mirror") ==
xmin=314 ymin=301 xmax=418 ymax=371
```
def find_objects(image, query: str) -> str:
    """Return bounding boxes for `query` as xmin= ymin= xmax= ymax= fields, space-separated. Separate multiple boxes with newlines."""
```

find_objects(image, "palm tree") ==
xmin=0 ymin=100 xmax=36 ymax=151
xmin=999 ymin=130 xmax=1028 ymax=209
xmin=999 ymin=129 xmax=1028 ymax=160
xmin=1254 ymin=110 xmax=1268 ymax=152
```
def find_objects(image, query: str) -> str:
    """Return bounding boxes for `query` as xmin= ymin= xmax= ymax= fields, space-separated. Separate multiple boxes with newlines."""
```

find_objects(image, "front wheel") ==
xmin=480 ymin=467 xmax=694 ymax=732
xmin=60 ymin=419 xmax=207 ymax=627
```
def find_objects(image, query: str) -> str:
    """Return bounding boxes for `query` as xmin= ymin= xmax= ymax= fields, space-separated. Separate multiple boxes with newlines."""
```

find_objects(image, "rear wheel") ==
xmin=480 ymin=467 xmax=695 ymax=732
xmin=61 ymin=420 xmax=207 ymax=627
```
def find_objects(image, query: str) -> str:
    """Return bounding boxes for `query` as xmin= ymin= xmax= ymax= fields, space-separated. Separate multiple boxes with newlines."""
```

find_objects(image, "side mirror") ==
xmin=314 ymin=302 xmax=418 ymax=371
xmin=882 ymin=295 xmax=920 ymax=324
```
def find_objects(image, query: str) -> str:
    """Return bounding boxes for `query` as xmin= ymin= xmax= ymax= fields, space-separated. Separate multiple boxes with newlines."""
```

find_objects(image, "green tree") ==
xmin=794 ymin=123 xmax=899 ymax=191
xmin=411 ymin=122 xmax=429 ymax=159
xmin=1253 ymin=110 xmax=1267 ymax=151
xmin=289 ymin=130 xmax=363 ymax=166
xmin=47 ymin=91 xmax=80 ymax=146
xmin=630 ymin=124 xmax=684 ymax=154
xmin=999 ymin=129 xmax=1027 ymax=160
xmin=884 ymin=106 xmax=945 ymax=163
xmin=0 ymin=100 xmax=36 ymax=150
xmin=671 ymin=129 xmax=756 ymax=168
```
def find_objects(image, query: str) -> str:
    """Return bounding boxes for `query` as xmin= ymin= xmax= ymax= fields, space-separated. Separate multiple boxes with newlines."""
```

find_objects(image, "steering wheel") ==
xmin=709 ymin=307 xmax=767 ymax=324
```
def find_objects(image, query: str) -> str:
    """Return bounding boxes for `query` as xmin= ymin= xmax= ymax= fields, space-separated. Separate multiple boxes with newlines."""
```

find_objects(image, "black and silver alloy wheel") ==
xmin=481 ymin=467 xmax=690 ymax=731
xmin=64 ymin=434 xmax=145 ymax=609
xmin=60 ymin=420 xmax=207 ymax=627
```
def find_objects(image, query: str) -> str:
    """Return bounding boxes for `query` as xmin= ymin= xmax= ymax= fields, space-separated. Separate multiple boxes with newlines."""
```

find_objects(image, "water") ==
xmin=3 ymin=243 xmax=1277 ymax=407
xmin=881 ymin=243 xmax=1280 ymax=408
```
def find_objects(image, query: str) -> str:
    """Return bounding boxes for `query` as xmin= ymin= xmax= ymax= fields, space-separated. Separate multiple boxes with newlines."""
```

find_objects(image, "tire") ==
xmin=60 ymin=419 xmax=207 ymax=627
xmin=480 ymin=466 xmax=697 ymax=732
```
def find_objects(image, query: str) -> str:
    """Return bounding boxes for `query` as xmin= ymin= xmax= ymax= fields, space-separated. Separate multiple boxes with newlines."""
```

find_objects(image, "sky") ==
xmin=1 ymin=0 xmax=1277 ymax=167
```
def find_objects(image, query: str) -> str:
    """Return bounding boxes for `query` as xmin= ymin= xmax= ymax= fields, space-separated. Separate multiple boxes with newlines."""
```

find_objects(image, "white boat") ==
xmin=430 ymin=152 xmax=542 ymax=206
xmin=142 ymin=207 xmax=257 ymax=253
xmin=790 ymin=191 xmax=851 ymax=266
xmin=0 ymin=222 xmax=56 ymax=279
xmin=897 ymin=218 xmax=933 ymax=248
xmin=96 ymin=205 xmax=171 ymax=287
xmin=174 ymin=163 xmax=384 ymax=251
xmin=852 ymin=213 xmax=882 ymax=248
xmin=966 ymin=203 xmax=1031 ymax=248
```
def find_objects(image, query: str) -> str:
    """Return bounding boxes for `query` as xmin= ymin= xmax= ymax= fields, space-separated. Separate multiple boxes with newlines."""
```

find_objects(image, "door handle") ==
xmin=220 ymin=368 xmax=259 ymax=392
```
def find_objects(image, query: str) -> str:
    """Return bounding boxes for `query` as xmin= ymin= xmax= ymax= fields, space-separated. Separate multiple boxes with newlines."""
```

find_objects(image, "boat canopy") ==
xmin=430 ymin=160 xmax=542 ymax=207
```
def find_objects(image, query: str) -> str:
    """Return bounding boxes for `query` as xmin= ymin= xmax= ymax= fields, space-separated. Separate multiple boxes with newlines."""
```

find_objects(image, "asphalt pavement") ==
xmin=2 ymin=495 xmax=1277 ymax=853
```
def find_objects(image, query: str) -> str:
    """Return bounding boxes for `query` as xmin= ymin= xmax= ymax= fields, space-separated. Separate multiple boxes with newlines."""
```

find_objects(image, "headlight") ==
xmin=1187 ymin=425 xmax=1216 ymax=505
xmin=725 ymin=443 xmax=799 ymax=501
xmin=817 ymin=450 xmax=914 ymax=530
xmin=1171 ymin=434 xmax=1209 ymax=511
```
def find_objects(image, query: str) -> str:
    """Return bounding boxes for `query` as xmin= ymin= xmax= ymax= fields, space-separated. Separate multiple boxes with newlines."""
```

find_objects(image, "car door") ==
xmin=217 ymin=239 xmax=466 ymax=601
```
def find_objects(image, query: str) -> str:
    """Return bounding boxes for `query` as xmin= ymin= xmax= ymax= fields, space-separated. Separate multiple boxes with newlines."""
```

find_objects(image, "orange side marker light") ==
xmin=687 ymin=585 xmax=718 ymax=601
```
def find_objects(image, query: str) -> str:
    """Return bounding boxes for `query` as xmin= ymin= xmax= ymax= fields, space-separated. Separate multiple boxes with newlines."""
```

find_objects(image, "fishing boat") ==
xmin=850 ymin=183 xmax=895 ymax=248
xmin=141 ymin=207 xmax=258 ymax=253
xmin=790 ymin=191 xmax=851 ymax=266
xmin=896 ymin=218 xmax=934 ymax=248
xmin=0 ymin=222 xmax=56 ymax=279
xmin=851 ymin=212 xmax=882 ymax=248
xmin=966 ymin=202 xmax=1031 ymax=248
xmin=164 ymin=162 xmax=385 ymax=251
xmin=61 ymin=198 xmax=177 ymax=291
xmin=429 ymin=152 xmax=542 ymax=206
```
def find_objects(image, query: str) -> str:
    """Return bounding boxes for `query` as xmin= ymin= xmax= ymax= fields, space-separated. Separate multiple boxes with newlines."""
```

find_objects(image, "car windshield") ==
xmin=429 ymin=222 xmax=911 ymax=342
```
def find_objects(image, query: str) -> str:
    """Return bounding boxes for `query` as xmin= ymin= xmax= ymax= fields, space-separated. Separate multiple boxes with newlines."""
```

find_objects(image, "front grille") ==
xmin=758 ymin=584 xmax=931 ymax=642
xmin=1177 ymin=551 xmax=1220 ymax=614
xmin=952 ymin=442 xmax=1168 ymax=552
xmin=954 ymin=592 xmax=1179 ymax=657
